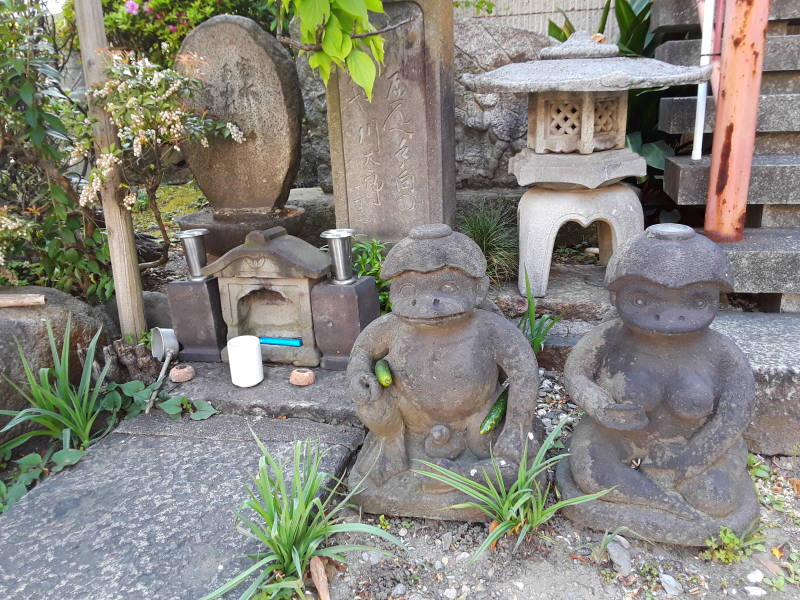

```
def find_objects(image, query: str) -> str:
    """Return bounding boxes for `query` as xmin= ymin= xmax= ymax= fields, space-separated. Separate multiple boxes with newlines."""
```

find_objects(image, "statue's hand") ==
xmin=350 ymin=371 xmax=382 ymax=407
xmin=597 ymin=402 xmax=649 ymax=430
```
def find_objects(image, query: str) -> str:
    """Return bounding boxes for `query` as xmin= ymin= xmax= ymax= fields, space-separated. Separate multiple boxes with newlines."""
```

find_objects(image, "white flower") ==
xmin=122 ymin=192 xmax=137 ymax=210
xmin=227 ymin=122 xmax=245 ymax=144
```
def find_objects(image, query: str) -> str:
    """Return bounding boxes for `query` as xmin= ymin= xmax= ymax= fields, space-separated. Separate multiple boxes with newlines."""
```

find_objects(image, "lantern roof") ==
xmin=463 ymin=31 xmax=710 ymax=94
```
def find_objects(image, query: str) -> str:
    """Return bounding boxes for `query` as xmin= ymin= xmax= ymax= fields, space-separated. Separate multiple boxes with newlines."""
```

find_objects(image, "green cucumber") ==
xmin=374 ymin=359 xmax=393 ymax=387
xmin=479 ymin=390 xmax=508 ymax=434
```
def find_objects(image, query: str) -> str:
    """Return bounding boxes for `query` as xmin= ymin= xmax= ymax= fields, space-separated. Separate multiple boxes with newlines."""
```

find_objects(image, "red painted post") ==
xmin=704 ymin=0 xmax=770 ymax=242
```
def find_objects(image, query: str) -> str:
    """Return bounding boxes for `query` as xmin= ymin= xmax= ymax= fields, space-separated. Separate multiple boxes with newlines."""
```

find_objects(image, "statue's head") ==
xmin=382 ymin=224 xmax=489 ymax=324
xmin=605 ymin=224 xmax=733 ymax=335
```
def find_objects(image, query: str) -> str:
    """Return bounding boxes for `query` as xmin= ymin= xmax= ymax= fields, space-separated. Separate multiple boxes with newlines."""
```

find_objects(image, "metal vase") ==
xmin=321 ymin=229 xmax=356 ymax=285
xmin=176 ymin=228 xmax=210 ymax=281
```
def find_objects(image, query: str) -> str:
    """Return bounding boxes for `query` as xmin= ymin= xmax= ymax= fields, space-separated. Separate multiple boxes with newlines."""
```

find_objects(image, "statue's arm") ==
xmin=671 ymin=339 xmax=755 ymax=481
xmin=563 ymin=321 xmax=616 ymax=418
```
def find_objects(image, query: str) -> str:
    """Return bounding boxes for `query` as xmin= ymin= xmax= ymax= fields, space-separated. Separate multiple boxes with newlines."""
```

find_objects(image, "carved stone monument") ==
xmin=327 ymin=2 xmax=455 ymax=242
xmin=347 ymin=224 xmax=540 ymax=519
xmin=176 ymin=15 xmax=305 ymax=257
xmin=556 ymin=224 xmax=759 ymax=546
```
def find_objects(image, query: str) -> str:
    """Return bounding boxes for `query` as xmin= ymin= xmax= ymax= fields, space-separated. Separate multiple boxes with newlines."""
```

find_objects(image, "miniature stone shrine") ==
xmin=327 ymin=1 xmax=456 ymax=242
xmin=201 ymin=227 xmax=330 ymax=367
xmin=347 ymin=224 xmax=540 ymax=519
xmin=176 ymin=15 xmax=305 ymax=258
xmin=556 ymin=224 xmax=759 ymax=546
xmin=464 ymin=32 xmax=710 ymax=297
xmin=311 ymin=229 xmax=380 ymax=370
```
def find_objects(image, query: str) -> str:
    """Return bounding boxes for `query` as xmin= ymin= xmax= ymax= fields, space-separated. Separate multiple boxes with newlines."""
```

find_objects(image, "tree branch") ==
xmin=277 ymin=16 xmax=413 ymax=53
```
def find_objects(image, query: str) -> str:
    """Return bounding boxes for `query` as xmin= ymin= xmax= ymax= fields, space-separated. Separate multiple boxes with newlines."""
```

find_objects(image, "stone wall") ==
xmin=294 ymin=17 xmax=552 ymax=192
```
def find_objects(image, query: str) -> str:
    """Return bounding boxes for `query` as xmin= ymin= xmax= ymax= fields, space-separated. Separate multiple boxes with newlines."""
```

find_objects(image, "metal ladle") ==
xmin=147 ymin=327 xmax=180 ymax=413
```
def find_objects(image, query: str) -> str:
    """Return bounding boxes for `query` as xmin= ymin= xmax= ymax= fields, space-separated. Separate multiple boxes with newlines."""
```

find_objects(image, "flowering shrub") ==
xmin=84 ymin=52 xmax=243 ymax=266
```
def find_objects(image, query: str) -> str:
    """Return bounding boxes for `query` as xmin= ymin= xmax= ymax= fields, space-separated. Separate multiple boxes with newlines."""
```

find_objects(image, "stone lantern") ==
xmin=464 ymin=32 xmax=710 ymax=296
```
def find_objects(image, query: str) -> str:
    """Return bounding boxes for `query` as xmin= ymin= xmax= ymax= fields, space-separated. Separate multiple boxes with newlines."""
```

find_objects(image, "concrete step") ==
xmin=664 ymin=154 xmax=800 ymax=206
xmin=0 ymin=414 xmax=364 ymax=599
xmin=656 ymin=35 xmax=800 ymax=72
xmin=723 ymin=228 xmax=800 ymax=294
xmin=531 ymin=264 xmax=800 ymax=456
xmin=652 ymin=0 xmax=800 ymax=33
xmin=659 ymin=94 xmax=800 ymax=134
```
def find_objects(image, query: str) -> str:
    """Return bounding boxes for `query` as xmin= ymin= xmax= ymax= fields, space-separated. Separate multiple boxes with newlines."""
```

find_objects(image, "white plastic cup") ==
xmin=227 ymin=335 xmax=264 ymax=388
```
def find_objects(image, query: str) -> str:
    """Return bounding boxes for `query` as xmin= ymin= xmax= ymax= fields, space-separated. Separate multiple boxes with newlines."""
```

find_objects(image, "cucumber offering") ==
xmin=374 ymin=359 xmax=393 ymax=387
xmin=479 ymin=390 xmax=508 ymax=434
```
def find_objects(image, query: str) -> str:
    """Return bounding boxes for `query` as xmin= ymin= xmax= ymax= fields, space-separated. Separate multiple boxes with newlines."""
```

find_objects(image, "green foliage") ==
xmin=63 ymin=0 xmax=286 ymax=67
xmin=518 ymin=271 xmax=562 ymax=355
xmin=0 ymin=316 xmax=114 ymax=452
xmin=414 ymin=419 xmax=610 ymax=560
xmin=102 ymin=379 xmax=215 ymax=421
xmin=763 ymin=544 xmax=800 ymax=592
xmin=269 ymin=0 xmax=387 ymax=100
xmin=700 ymin=525 xmax=766 ymax=563
xmin=452 ymin=0 xmax=495 ymax=15
xmin=626 ymin=131 xmax=674 ymax=172
xmin=201 ymin=438 xmax=403 ymax=600
xmin=580 ymin=526 xmax=629 ymax=565
xmin=457 ymin=206 xmax=518 ymax=286
xmin=0 ymin=0 xmax=114 ymax=302
xmin=352 ymin=237 xmax=391 ymax=312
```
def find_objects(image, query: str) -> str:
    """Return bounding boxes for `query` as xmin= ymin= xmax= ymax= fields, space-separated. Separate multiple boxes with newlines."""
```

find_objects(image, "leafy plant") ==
xmin=0 ymin=316 xmax=113 ymax=453
xmin=269 ymin=0 xmax=388 ymax=100
xmin=101 ymin=379 xmax=216 ymax=421
xmin=699 ymin=525 xmax=766 ymax=564
xmin=452 ymin=0 xmax=495 ymax=15
xmin=548 ymin=0 xmax=610 ymax=42
xmin=518 ymin=271 xmax=562 ymax=355
xmin=764 ymin=544 xmax=800 ymax=592
xmin=457 ymin=206 xmax=518 ymax=286
xmin=352 ymin=237 xmax=391 ymax=312
xmin=0 ymin=448 xmax=81 ymax=512
xmin=414 ymin=419 xmax=610 ymax=560
xmin=626 ymin=131 xmax=674 ymax=173
xmin=580 ymin=527 xmax=629 ymax=565
xmin=201 ymin=438 xmax=402 ymax=600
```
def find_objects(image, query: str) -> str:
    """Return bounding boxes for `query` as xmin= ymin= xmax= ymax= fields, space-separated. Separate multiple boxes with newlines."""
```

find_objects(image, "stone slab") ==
xmin=762 ymin=205 xmax=800 ymax=227
xmin=509 ymin=147 xmax=646 ymax=189
xmin=0 ymin=415 xmax=363 ymax=600
xmin=327 ymin=0 xmax=456 ymax=242
xmin=664 ymin=154 xmax=800 ymax=206
xmin=651 ymin=0 xmax=800 ymax=33
xmin=721 ymin=228 xmax=800 ymax=294
xmin=659 ymin=94 xmax=800 ymax=134
xmin=656 ymin=35 xmax=800 ymax=72
xmin=166 ymin=362 xmax=359 ymax=427
xmin=177 ymin=15 xmax=302 ymax=211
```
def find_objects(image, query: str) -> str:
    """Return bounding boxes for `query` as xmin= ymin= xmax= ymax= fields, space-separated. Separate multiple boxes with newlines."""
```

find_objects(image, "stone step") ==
xmin=658 ymin=94 xmax=800 ymax=134
xmin=0 ymin=414 xmax=364 ymax=599
xmin=721 ymin=228 xmax=800 ymax=294
xmin=652 ymin=0 xmax=800 ymax=33
xmin=656 ymin=35 xmax=800 ymax=73
xmin=664 ymin=154 xmax=800 ymax=206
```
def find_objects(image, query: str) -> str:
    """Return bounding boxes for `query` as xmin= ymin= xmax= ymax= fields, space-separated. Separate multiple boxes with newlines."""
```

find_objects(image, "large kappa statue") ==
xmin=347 ymin=224 xmax=541 ymax=520
xmin=556 ymin=224 xmax=759 ymax=545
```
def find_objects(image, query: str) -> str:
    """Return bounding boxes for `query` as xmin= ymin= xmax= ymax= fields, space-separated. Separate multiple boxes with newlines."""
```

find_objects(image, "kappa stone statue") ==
xmin=347 ymin=224 xmax=540 ymax=519
xmin=556 ymin=224 xmax=759 ymax=546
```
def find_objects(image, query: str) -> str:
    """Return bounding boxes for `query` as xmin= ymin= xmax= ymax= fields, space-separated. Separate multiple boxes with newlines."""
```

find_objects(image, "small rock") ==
xmin=613 ymin=535 xmax=630 ymax=549
xmin=434 ymin=561 xmax=444 ymax=571
xmin=441 ymin=532 xmax=453 ymax=548
xmin=456 ymin=552 xmax=470 ymax=562
xmin=398 ymin=527 xmax=408 ymax=537
xmin=659 ymin=573 xmax=683 ymax=596
xmin=444 ymin=588 xmax=457 ymax=600
xmin=513 ymin=582 xmax=524 ymax=590
xmin=441 ymin=556 xmax=449 ymax=566
xmin=606 ymin=540 xmax=632 ymax=576
xmin=744 ymin=587 xmax=767 ymax=597
xmin=391 ymin=583 xmax=407 ymax=598
xmin=169 ymin=363 xmax=196 ymax=383
xmin=289 ymin=368 xmax=316 ymax=386
xmin=746 ymin=570 xmax=764 ymax=584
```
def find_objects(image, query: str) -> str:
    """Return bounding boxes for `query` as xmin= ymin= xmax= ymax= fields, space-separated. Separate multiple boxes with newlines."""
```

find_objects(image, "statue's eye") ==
xmin=440 ymin=282 xmax=458 ymax=294
xmin=398 ymin=283 xmax=415 ymax=296
xmin=632 ymin=296 xmax=647 ymax=307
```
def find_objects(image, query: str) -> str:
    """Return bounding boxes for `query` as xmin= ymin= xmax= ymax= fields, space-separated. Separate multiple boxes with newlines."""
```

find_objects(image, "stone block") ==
xmin=656 ymin=35 xmax=800 ymax=73
xmin=762 ymin=205 xmax=800 ymax=227
xmin=659 ymin=94 xmax=800 ymax=134
xmin=721 ymin=228 xmax=800 ymax=294
xmin=166 ymin=278 xmax=227 ymax=362
xmin=651 ymin=0 xmax=800 ymax=33
xmin=176 ymin=16 xmax=302 ymax=212
xmin=664 ymin=154 xmax=800 ymax=206
xmin=0 ymin=414 xmax=362 ymax=600
xmin=327 ymin=0 xmax=455 ymax=242
xmin=518 ymin=184 xmax=644 ymax=296
xmin=509 ymin=147 xmax=646 ymax=189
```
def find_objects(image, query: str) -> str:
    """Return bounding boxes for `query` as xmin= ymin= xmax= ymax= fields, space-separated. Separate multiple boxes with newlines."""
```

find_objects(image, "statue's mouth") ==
xmin=396 ymin=312 xmax=470 ymax=324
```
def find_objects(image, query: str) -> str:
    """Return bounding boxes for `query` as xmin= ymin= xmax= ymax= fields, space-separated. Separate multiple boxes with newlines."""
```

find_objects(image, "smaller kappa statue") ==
xmin=347 ymin=224 xmax=541 ymax=520
xmin=556 ymin=223 xmax=759 ymax=546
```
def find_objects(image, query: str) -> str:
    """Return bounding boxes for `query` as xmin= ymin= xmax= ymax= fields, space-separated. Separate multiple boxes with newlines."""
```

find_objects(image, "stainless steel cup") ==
xmin=321 ymin=229 xmax=356 ymax=285
xmin=176 ymin=228 xmax=210 ymax=282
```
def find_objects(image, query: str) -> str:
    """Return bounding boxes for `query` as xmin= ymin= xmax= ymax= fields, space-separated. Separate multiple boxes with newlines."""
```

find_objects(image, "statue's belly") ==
xmin=386 ymin=336 xmax=497 ymax=428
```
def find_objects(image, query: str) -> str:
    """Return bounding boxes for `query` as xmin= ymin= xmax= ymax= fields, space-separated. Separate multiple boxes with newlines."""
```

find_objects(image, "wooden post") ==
xmin=704 ymin=0 xmax=770 ymax=242
xmin=74 ymin=0 xmax=146 ymax=336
